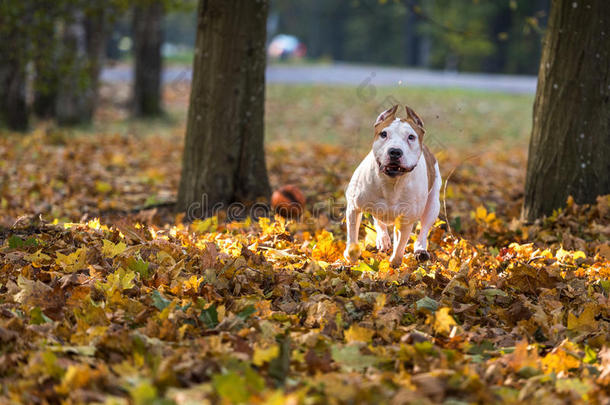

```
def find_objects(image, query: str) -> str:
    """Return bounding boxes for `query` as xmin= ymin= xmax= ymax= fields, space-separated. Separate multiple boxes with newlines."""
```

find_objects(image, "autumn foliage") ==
xmin=1 ymin=117 xmax=609 ymax=404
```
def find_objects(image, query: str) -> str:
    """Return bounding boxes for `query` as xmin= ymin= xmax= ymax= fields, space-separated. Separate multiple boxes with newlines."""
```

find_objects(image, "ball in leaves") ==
xmin=271 ymin=185 xmax=305 ymax=218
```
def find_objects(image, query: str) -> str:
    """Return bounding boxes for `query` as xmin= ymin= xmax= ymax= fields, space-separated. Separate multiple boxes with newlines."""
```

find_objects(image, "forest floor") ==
xmin=0 ymin=84 xmax=608 ymax=404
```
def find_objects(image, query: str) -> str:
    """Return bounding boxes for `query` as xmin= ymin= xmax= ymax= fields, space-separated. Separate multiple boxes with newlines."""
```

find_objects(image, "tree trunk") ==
xmin=132 ymin=1 xmax=164 ymax=117
xmin=56 ymin=8 xmax=107 ymax=125
xmin=0 ymin=60 xmax=28 ymax=131
xmin=177 ymin=0 xmax=271 ymax=218
xmin=0 ymin=1 xmax=29 ymax=130
xmin=32 ymin=12 xmax=59 ymax=119
xmin=523 ymin=0 xmax=610 ymax=220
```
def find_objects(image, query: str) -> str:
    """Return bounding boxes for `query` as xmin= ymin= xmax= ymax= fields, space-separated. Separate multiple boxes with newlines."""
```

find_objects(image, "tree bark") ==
xmin=0 ymin=60 xmax=28 ymax=131
xmin=132 ymin=1 xmax=164 ymax=117
xmin=0 ymin=0 xmax=29 ymax=130
xmin=523 ymin=0 xmax=610 ymax=220
xmin=177 ymin=0 xmax=271 ymax=217
xmin=56 ymin=7 xmax=107 ymax=126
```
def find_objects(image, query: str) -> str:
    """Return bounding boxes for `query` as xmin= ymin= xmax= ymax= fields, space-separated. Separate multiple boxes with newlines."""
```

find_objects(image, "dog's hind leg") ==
xmin=344 ymin=205 xmax=362 ymax=262
xmin=389 ymin=221 xmax=413 ymax=267
xmin=373 ymin=217 xmax=392 ymax=252
xmin=414 ymin=163 xmax=441 ymax=262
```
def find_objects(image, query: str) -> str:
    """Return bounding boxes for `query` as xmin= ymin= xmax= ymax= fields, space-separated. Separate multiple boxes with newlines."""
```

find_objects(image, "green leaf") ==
xmin=237 ymin=305 xmax=256 ymax=320
xmin=8 ymin=235 xmax=38 ymax=249
xmin=199 ymin=305 xmax=219 ymax=328
xmin=584 ymin=345 xmax=597 ymax=364
xmin=268 ymin=334 xmax=291 ymax=386
xmin=151 ymin=290 xmax=171 ymax=311
xmin=416 ymin=296 xmax=439 ymax=313
xmin=212 ymin=372 xmax=248 ymax=403
xmin=30 ymin=307 xmax=52 ymax=325
xmin=129 ymin=258 xmax=150 ymax=279
xmin=331 ymin=344 xmax=378 ymax=372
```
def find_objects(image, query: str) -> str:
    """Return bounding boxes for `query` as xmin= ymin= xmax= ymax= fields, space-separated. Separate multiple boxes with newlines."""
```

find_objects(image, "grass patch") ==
xmin=265 ymin=85 xmax=534 ymax=151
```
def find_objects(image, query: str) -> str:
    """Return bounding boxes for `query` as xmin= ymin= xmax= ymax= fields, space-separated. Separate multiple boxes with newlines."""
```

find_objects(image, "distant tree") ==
xmin=56 ymin=4 xmax=109 ymax=125
xmin=0 ymin=1 xmax=30 ymax=130
xmin=132 ymin=0 xmax=164 ymax=117
xmin=177 ymin=0 xmax=270 ymax=215
xmin=523 ymin=0 xmax=610 ymax=220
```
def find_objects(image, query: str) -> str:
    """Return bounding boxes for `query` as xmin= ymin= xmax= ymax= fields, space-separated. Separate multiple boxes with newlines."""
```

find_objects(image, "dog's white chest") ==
xmin=347 ymin=152 xmax=428 ymax=224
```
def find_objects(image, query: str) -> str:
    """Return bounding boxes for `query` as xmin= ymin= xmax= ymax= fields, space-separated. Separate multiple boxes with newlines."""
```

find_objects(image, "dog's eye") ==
xmin=408 ymin=134 xmax=416 ymax=141
xmin=379 ymin=131 xmax=387 ymax=139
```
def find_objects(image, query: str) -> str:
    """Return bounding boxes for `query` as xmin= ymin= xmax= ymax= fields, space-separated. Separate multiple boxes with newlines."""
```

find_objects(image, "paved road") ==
xmin=101 ymin=63 xmax=537 ymax=94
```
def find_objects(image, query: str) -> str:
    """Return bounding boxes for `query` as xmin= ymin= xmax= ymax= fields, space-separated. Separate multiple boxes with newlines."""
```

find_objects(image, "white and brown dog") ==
xmin=344 ymin=104 xmax=441 ymax=267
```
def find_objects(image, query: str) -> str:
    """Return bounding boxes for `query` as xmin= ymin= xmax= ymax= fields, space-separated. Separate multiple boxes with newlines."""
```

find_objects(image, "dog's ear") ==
xmin=374 ymin=105 xmax=399 ymax=126
xmin=405 ymin=105 xmax=424 ymax=128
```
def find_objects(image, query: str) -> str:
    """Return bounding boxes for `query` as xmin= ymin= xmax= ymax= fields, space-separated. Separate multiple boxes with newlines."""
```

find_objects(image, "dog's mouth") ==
xmin=379 ymin=161 xmax=415 ymax=177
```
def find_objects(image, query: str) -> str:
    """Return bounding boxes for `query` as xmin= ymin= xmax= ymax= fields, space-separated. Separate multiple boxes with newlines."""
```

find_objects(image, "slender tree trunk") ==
xmin=84 ymin=10 xmax=108 ymax=119
xmin=56 ymin=8 xmax=107 ymax=125
xmin=523 ymin=0 xmax=610 ymax=220
xmin=132 ymin=1 xmax=164 ymax=117
xmin=404 ymin=8 xmax=419 ymax=66
xmin=32 ymin=13 xmax=59 ymax=119
xmin=0 ymin=60 xmax=28 ymax=131
xmin=177 ymin=0 xmax=271 ymax=217
xmin=0 ymin=1 xmax=29 ymax=130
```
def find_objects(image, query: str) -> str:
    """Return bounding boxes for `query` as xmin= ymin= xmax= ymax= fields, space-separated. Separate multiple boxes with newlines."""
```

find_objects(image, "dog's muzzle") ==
xmin=378 ymin=159 xmax=416 ymax=177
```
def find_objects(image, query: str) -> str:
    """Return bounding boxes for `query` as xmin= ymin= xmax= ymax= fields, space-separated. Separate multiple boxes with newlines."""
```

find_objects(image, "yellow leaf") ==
xmin=556 ymin=247 xmax=570 ymax=262
xmin=374 ymin=294 xmax=386 ymax=314
xmin=253 ymin=344 xmax=279 ymax=366
xmin=364 ymin=225 xmax=377 ymax=248
xmin=344 ymin=324 xmax=375 ymax=343
xmin=572 ymin=251 xmax=586 ymax=260
xmin=312 ymin=230 xmax=345 ymax=262
xmin=55 ymin=247 xmax=87 ymax=273
xmin=567 ymin=303 xmax=598 ymax=332
xmin=433 ymin=307 xmax=457 ymax=335
xmin=542 ymin=345 xmax=580 ymax=374
xmin=102 ymin=239 xmax=127 ymax=258
xmin=56 ymin=364 xmax=93 ymax=395
xmin=25 ymin=249 xmax=52 ymax=265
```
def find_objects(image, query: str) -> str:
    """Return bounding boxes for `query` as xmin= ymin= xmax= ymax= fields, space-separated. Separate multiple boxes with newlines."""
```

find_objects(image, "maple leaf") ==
xmin=431 ymin=307 xmax=457 ymax=336
xmin=344 ymin=324 xmax=375 ymax=343
xmin=567 ymin=303 xmax=599 ymax=332
xmin=55 ymin=247 xmax=87 ymax=272
xmin=101 ymin=239 xmax=127 ymax=258
xmin=542 ymin=343 xmax=581 ymax=374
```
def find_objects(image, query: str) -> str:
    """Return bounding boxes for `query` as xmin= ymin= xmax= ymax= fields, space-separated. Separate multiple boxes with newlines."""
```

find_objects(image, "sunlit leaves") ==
xmin=55 ymin=247 xmax=87 ymax=272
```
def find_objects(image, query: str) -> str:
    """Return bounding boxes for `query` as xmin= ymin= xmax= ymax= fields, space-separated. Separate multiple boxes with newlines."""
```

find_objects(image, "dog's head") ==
xmin=372 ymin=104 xmax=425 ymax=178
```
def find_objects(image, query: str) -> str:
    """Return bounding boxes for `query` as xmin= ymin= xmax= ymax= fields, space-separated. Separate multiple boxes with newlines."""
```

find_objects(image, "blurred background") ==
xmin=115 ymin=0 xmax=548 ymax=74
xmin=0 ymin=0 xmax=549 ymax=225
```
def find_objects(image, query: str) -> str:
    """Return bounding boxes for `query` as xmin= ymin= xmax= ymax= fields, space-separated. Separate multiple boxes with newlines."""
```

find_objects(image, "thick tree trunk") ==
xmin=177 ymin=0 xmax=271 ymax=218
xmin=523 ymin=0 xmax=610 ymax=220
xmin=132 ymin=2 xmax=164 ymax=117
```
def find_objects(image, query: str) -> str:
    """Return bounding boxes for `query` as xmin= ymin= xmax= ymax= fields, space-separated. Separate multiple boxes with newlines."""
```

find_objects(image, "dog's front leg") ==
xmin=389 ymin=221 xmax=413 ymax=267
xmin=344 ymin=205 xmax=362 ymax=262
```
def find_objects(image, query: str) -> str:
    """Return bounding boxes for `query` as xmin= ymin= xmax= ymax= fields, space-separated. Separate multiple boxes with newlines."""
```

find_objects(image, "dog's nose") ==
xmin=388 ymin=148 xmax=403 ymax=159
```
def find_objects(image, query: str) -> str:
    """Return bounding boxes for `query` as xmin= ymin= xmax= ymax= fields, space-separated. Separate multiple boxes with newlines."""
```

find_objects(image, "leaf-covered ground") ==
xmin=0 ymin=84 xmax=609 ymax=404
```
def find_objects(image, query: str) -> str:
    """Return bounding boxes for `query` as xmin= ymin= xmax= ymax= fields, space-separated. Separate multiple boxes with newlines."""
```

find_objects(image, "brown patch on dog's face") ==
xmin=374 ymin=105 xmax=399 ymax=139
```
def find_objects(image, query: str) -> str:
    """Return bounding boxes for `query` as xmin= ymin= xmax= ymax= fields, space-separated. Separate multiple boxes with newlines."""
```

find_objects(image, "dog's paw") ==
xmin=344 ymin=243 xmax=361 ymax=263
xmin=389 ymin=254 xmax=403 ymax=268
xmin=414 ymin=249 xmax=431 ymax=262
xmin=376 ymin=233 xmax=392 ymax=252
